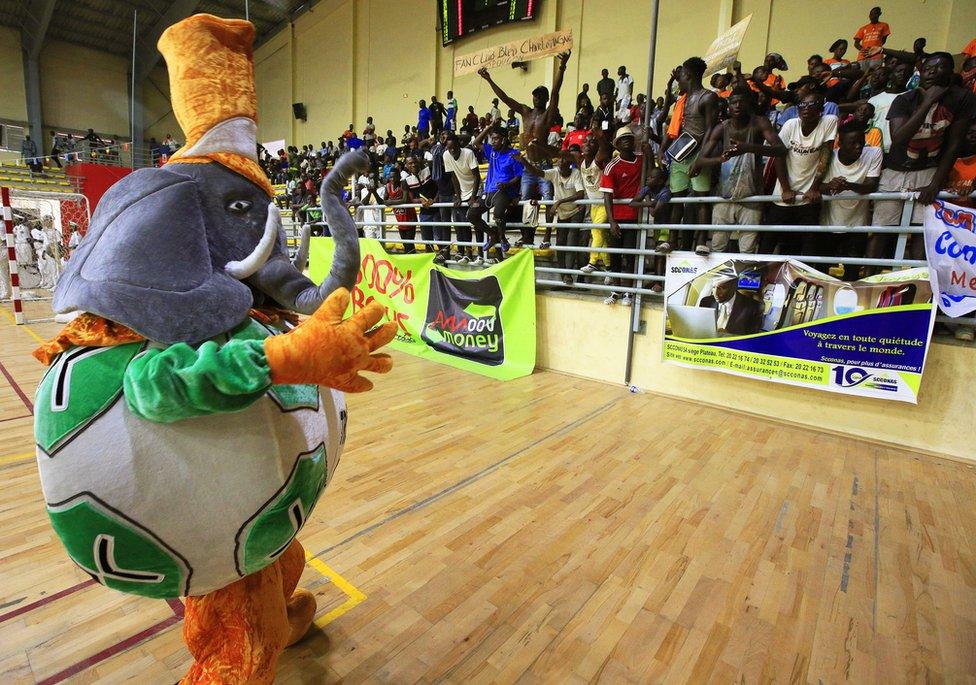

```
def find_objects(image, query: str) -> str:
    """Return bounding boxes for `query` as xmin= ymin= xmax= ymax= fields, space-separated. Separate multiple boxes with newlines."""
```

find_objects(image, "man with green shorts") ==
xmin=661 ymin=56 xmax=719 ymax=253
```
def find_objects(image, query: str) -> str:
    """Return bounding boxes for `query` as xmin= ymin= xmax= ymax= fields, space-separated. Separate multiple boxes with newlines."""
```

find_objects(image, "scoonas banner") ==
xmin=663 ymin=253 xmax=936 ymax=403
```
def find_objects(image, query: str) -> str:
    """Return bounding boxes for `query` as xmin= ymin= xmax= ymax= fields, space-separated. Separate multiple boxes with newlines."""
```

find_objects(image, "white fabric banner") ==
xmin=923 ymin=200 xmax=976 ymax=317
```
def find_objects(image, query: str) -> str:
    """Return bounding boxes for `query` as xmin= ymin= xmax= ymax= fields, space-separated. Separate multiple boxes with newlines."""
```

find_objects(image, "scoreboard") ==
xmin=439 ymin=0 xmax=538 ymax=46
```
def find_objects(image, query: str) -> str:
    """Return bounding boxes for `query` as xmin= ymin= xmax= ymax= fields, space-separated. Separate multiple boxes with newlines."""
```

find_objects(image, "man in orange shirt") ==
xmin=962 ymin=38 xmax=976 ymax=59
xmin=854 ymin=7 xmax=890 ymax=68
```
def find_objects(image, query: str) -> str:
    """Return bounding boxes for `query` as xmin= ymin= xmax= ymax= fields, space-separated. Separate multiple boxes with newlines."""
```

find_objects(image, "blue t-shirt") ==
xmin=346 ymin=137 xmax=364 ymax=150
xmin=418 ymin=107 xmax=431 ymax=131
xmin=483 ymin=142 xmax=523 ymax=194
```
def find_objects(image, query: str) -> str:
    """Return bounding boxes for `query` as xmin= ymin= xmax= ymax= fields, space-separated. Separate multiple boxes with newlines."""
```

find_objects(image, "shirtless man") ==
xmin=660 ymin=57 xmax=720 ymax=251
xmin=478 ymin=51 xmax=571 ymax=212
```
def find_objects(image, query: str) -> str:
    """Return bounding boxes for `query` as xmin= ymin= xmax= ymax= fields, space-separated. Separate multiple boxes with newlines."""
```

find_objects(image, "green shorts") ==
xmin=669 ymin=151 xmax=712 ymax=193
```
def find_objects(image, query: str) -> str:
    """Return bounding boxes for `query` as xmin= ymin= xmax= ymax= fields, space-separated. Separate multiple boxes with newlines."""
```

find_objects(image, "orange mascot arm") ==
xmin=264 ymin=288 xmax=397 ymax=392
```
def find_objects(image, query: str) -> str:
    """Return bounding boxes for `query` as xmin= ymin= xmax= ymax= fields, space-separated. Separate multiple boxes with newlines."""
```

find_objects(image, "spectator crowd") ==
xmin=260 ymin=8 xmax=975 ymax=329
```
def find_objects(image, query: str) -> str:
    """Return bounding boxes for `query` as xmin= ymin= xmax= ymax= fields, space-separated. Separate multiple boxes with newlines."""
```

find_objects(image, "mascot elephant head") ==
xmin=54 ymin=12 xmax=369 ymax=344
xmin=54 ymin=144 xmax=368 ymax=345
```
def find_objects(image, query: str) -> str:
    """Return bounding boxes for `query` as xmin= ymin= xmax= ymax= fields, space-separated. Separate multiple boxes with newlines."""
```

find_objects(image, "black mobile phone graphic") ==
xmin=422 ymin=270 xmax=505 ymax=366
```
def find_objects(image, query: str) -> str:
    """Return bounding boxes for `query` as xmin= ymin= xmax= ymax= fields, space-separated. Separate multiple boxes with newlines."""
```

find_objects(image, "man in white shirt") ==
xmin=821 ymin=122 xmax=883 ymax=263
xmin=520 ymin=149 xmax=585 ymax=283
xmin=357 ymin=174 xmax=387 ymax=238
xmin=442 ymin=132 xmax=482 ymax=263
xmin=765 ymin=94 xmax=839 ymax=256
xmin=615 ymin=66 xmax=634 ymax=120
xmin=868 ymin=60 xmax=911 ymax=152
xmin=488 ymin=98 xmax=502 ymax=123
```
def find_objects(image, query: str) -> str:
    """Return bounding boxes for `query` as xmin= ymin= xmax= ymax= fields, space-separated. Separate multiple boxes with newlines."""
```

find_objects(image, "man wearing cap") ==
xmin=600 ymin=127 xmax=645 ymax=305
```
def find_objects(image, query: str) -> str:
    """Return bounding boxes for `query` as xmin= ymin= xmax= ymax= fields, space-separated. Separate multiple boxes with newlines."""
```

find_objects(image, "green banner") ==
xmin=309 ymin=239 xmax=536 ymax=380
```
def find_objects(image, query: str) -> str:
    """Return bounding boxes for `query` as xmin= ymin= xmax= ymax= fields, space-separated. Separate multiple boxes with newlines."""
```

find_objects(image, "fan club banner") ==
xmin=453 ymin=29 xmax=573 ymax=76
xmin=309 ymin=239 xmax=536 ymax=380
xmin=923 ymin=200 xmax=976 ymax=317
xmin=662 ymin=254 xmax=936 ymax=403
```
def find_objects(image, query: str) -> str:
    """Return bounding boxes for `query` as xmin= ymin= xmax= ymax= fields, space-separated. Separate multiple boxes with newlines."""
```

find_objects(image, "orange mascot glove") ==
xmin=264 ymin=288 xmax=397 ymax=392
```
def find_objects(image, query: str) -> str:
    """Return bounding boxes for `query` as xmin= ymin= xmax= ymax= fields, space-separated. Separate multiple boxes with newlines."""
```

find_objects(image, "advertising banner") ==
xmin=704 ymin=14 xmax=753 ymax=75
xmin=309 ymin=239 xmax=536 ymax=380
xmin=923 ymin=200 xmax=976 ymax=317
xmin=662 ymin=253 xmax=935 ymax=403
xmin=453 ymin=29 xmax=573 ymax=76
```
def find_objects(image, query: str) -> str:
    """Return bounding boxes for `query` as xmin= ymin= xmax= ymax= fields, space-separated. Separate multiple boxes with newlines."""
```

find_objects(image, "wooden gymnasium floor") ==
xmin=1 ymin=299 xmax=975 ymax=684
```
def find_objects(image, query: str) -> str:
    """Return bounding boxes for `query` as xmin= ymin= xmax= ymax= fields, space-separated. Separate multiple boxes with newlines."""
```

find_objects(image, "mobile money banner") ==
xmin=662 ymin=253 xmax=935 ymax=403
xmin=453 ymin=29 xmax=573 ymax=76
xmin=923 ymin=199 xmax=976 ymax=317
xmin=309 ymin=239 xmax=536 ymax=380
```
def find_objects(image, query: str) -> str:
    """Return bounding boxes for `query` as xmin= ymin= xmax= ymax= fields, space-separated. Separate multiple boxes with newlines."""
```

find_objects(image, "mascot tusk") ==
xmin=225 ymin=202 xmax=280 ymax=279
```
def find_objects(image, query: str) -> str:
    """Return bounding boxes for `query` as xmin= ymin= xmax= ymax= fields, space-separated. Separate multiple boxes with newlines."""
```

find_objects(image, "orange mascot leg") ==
xmin=180 ymin=540 xmax=315 ymax=684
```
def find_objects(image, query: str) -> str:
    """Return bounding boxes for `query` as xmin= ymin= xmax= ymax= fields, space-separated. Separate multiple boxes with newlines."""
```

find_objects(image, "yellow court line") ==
xmin=304 ymin=551 xmax=367 ymax=628
xmin=0 ymin=304 xmax=46 ymax=343
xmin=0 ymin=450 xmax=36 ymax=467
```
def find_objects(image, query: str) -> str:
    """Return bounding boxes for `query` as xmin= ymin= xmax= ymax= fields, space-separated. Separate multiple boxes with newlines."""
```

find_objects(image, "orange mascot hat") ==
xmin=158 ymin=13 xmax=274 ymax=197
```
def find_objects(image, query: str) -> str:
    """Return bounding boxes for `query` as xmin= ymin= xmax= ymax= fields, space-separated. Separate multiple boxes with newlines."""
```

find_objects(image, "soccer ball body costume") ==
xmin=35 ymin=321 xmax=347 ymax=598
xmin=31 ymin=14 xmax=395 ymax=683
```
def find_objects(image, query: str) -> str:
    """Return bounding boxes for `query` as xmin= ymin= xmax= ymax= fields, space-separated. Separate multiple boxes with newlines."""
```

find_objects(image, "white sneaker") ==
xmin=484 ymin=257 xmax=498 ymax=265
xmin=580 ymin=263 xmax=596 ymax=274
xmin=695 ymin=244 xmax=710 ymax=255
xmin=656 ymin=241 xmax=672 ymax=254
xmin=471 ymin=256 xmax=483 ymax=266
xmin=621 ymin=293 xmax=633 ymax=306
xmin=603 ymin=292 xmax=620 ymax=305
xmin=603 ymin=275 xmax=613 ymax=286
xmin=458 ymin=255 xmax=470 ymax=264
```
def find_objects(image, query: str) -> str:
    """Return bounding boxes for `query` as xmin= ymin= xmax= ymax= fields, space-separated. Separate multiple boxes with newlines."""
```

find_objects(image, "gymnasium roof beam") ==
xmin=21 ymin=0 xmax=56 ymax=60
xmin=135 ymin=0 xmax=203 ymax=81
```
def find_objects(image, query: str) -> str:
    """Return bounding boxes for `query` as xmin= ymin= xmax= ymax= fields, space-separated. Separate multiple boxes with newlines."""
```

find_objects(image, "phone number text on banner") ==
xmin=662 ymin=253 xmax=935 ymax=403
xmin=310 ymin=239 xmax=536 ymax=380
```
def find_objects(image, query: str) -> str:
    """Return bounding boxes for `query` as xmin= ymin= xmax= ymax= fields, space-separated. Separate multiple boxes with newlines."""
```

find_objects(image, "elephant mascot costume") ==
xmin=30 ymin=14 xmax=395 ymax=684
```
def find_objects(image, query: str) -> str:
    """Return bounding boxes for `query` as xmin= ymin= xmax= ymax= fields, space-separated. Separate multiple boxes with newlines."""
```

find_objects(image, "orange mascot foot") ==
xmin=285 ymin=589 xmax=317 ymax=646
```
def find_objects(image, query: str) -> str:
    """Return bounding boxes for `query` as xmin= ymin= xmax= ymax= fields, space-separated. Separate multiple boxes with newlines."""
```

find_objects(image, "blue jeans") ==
xmin=520 ymin=168 xmax=553 ymax=201
xmin=419 ymin=208 xmax=438 ymax=247
xmin=436 ymin=193 xmax=459 ymax=246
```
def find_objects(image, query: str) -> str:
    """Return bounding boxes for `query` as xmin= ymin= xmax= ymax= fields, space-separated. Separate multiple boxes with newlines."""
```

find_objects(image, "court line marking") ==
xmin=0 ymin=580 xmax=97 ymax=624
xmin=0 ymin=359 xmax=33 ymax=413
xmin=305 ymin=552 xmax=367 ymax=628
xmin=0 ymin=303 xmax=47 ymax=343
xmin=312 ymin=395 xmax=622 ymax=561
xmin=0 ymin=450 xmax=36 ymax=468
xmin=11 ymin=556 xmax=358 ymax=683
xmin=36 ymin=609 xmax=184 ymax=685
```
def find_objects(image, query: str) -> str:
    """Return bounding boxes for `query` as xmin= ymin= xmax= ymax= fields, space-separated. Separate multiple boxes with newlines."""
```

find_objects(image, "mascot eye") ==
xmin=227 ymin=200 xmax=252 ymax=214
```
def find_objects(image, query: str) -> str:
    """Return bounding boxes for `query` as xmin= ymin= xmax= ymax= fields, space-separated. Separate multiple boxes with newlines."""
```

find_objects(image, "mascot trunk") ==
xmin=31 ymin=14 xmax=395 ymax=684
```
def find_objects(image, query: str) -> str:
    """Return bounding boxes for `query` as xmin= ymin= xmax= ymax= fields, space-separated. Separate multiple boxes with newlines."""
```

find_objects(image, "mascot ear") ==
xmin=53 ymin=167 xmax=253 ymax=344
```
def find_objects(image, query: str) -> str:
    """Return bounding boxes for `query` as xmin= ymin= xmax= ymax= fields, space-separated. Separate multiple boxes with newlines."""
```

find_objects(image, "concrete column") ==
xmin=131 ymin=78 xmax=144 ymax=168
xmin=22 ymin=51 xmax=42 ymax=140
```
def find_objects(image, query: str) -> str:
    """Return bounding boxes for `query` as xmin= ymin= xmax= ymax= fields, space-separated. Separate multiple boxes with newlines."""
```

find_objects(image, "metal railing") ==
xmin=3 ymin=140 xmax=160 ymax=170
xmin=281 ymin=189 xmax=976 ymax=343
